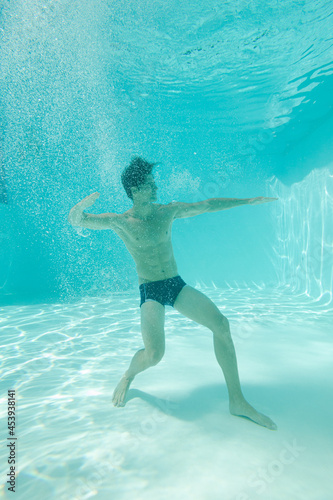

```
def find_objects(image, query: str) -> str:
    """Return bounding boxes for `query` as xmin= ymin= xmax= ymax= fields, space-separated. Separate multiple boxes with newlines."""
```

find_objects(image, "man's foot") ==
xmin=229 ymin=399 xmax=277 ymax=430
xmin=112 ymin=375 xmax=133 ymax=407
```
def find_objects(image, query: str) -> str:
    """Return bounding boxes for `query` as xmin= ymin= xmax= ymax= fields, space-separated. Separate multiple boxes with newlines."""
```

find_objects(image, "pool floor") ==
xmin=0 ymin=286 xmax=332 ymax=500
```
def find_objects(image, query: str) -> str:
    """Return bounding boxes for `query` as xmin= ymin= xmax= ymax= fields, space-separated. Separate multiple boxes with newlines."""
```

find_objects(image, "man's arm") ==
xmin=68 ymin=192 xmax=119 ymax=230
xmin=171 ymin=197 xmax=278 ymax=219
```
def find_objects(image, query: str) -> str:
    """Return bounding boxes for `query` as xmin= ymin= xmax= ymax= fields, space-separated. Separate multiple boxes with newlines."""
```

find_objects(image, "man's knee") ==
xmin=212 ymin=314 xmax=230 ymax=335
xmin=146 ymin=347 xmax=165 ymax=366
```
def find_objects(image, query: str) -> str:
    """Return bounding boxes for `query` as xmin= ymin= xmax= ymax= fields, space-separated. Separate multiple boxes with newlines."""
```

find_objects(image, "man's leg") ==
xmin=173 ymin=285 xmax=277 ymax=430
xmin=112 ymin=300 xmax=165 ymax=407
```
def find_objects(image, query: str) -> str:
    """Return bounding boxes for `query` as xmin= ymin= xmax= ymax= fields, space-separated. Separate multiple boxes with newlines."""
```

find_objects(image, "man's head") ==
xmin=121 ymin=156 xmax=158 ymax=202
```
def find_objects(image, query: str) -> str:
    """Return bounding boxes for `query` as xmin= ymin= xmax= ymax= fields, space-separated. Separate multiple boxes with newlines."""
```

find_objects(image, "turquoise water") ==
xmin=1 ymin=1 xmax=333 ymax=499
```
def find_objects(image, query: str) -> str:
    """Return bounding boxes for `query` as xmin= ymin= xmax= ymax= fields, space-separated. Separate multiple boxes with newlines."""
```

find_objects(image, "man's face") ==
xmin=135 ymin=174 xmax=158 ymax=201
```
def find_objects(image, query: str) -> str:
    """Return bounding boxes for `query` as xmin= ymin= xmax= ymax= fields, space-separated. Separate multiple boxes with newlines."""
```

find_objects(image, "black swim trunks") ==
xmin=139 ymin=275 xmax=187 ymax=308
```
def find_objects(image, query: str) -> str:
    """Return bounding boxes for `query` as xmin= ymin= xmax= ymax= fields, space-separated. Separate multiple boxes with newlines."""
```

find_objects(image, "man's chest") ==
xmin=117 ymin=212 xmax=173 ymax=249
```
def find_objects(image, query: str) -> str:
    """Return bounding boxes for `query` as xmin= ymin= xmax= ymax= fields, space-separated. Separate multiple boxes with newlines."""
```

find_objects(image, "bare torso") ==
xmin=112 ymin=203 xmax=179 ymax=285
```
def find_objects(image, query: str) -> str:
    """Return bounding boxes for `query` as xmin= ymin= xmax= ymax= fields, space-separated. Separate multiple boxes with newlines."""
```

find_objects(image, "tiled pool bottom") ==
xmin=0 ymin=286 xmax=332 ymax=500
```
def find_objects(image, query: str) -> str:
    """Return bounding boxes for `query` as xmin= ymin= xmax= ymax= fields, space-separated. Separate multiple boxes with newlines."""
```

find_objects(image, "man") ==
xmin=68 ymin=156 xmax=278 ymax=430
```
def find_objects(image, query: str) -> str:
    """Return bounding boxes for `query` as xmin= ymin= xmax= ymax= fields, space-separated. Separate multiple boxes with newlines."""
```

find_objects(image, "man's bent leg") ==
xmin=125 ymin=300 xmax=166 ymax=379
xmin=112 ymin=300 xmax=165 ymax=407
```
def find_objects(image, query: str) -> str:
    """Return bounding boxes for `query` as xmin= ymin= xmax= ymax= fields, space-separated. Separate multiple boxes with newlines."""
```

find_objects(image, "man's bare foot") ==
xmin=112 ymin=375 xmax=133 ymax=407
xmin=229 ymin=399 xmax=277 ymax=430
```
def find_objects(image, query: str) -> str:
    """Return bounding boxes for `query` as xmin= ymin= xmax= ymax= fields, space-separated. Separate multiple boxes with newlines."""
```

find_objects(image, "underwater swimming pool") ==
xmin=1 ymin=1 xmax=333 ymax=499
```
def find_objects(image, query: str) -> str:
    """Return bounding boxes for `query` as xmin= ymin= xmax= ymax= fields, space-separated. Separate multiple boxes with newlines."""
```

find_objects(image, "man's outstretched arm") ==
xmin=171 ymin=197 xmax=278 ymax=219
xmin=207 ymin=196 xmax=278 ymax=212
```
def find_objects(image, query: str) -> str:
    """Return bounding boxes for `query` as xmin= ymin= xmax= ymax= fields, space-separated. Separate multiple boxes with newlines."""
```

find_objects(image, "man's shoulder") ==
xmin=157 ymin=202 xmax=179 ymax=217
xmin=158 ymin=201 xmax=179 ymax=211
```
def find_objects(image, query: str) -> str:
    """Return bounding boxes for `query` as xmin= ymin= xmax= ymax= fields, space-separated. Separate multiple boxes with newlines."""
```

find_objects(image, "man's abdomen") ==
xmin=137 ymin=252 xmax=179 ymax=285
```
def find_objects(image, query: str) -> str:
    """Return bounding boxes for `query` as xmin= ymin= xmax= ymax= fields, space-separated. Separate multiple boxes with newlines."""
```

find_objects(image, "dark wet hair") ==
xmin=121 ymin=156 xmax=158 ymax=200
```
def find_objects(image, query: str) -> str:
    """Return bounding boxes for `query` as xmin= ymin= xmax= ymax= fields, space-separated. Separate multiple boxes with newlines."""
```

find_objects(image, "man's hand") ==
xmin=68 ymin=192 xmax=100 ymax=225
xmin=248 ymin=197 xmax=278 ymax=205
xmin=77 ymin=192 xmax=100 ymax=209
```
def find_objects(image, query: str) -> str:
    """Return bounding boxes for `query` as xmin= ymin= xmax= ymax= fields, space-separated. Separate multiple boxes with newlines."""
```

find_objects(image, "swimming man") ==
xmin=68 ymin=156 xmax=278 ymax=430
